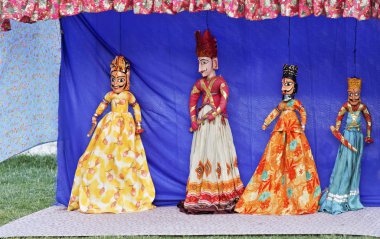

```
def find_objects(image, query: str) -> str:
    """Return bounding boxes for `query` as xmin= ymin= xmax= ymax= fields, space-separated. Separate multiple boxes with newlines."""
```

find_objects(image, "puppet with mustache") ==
xmin=235 ymin=64 xmax=321 ymax=215
xmin=319 ymin=77 xmax=374 ymax=215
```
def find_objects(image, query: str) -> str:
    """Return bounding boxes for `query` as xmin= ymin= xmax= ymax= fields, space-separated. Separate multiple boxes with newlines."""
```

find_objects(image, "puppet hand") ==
xmin=135 ymin=122 xmax=144 ymax=134
xmin=208 ymin=113 xmax=216 ymax=122
xmin=365 ymin=137 xmax=374 ymax=144
xmin=92 ymin=116 xmax=97 ymax=125
xmin=191 ymin=121 xmax=199 ymax=131
xmin=262 ymin=124 xmax=267 ymax=130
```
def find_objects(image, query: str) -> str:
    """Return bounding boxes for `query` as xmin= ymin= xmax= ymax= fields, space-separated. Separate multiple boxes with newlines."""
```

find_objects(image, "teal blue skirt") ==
xmin=319 ymin=129 xmax=364 ymax=214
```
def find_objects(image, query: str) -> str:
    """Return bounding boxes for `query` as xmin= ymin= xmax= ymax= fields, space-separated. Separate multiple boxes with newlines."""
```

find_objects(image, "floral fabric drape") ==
xmin=1 ymin=0 xmax=380 ymax=31
xmin=0 ymin=20 xmax=60 ymax=161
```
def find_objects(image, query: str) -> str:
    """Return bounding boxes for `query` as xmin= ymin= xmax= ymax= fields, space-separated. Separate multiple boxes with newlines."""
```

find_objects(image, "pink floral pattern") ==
xmin=1 ymin=0 xmax=380 ymax=31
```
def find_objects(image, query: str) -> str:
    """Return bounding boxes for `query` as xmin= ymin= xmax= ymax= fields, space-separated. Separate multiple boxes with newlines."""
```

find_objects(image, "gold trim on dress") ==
xmin=191 ymin=86 xmax=201 ymax=94
xmin=200 ymin=78 xmax=216 ymax=108
xmin=190 ymin=105 xmax=196 ymax=112
xmin=221 ymin=88 xmax=228 ymax=99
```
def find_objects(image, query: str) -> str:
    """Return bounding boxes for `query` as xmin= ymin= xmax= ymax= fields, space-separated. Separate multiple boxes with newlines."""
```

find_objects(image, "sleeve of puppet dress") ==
xmin=295 ymin=100 xmax=307 ymax=127
xmin=94 ymin=92 xmax=111 ymax=116
xmin=128 ymin=92 xmax=143 ymax=130
xmin=362 ymin=104 xmax=373 ymax=138
xmin=216 ymin=79 xmax=229 ymax=115
xmin=264 ymin=104 xmax=281 ymax=127
xmin=335 ymin=104 xmax=347 ymax=130
xmin=189 ymin=82 xmax=201 ymax=123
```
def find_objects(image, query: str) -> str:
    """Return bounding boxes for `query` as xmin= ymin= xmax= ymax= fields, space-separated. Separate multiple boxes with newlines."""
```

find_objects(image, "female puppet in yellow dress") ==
xmin=67 ymin=56 xmax=155 ymax=213
xmin=235 ymin=65 xmax=321 ymax=215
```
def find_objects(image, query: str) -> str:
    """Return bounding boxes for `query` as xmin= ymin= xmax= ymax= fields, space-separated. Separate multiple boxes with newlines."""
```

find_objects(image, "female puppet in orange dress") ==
xmin=178 ymin=30 xmax=244 ymax=214
xmin=235 ymin=64 xmax=321 ymax=215
xmin=67 ymin=56 xmax=155 ymax=213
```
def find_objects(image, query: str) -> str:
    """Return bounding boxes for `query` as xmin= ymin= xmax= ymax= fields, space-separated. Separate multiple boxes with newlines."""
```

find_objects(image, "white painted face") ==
xmin=111 ymin=71 xmax=129 ymax=93
xmin=198 ymin=57 xmax=218 ymax=78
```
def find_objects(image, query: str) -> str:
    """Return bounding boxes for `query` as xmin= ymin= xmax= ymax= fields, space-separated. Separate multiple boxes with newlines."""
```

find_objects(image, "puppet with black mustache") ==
xmin=235 ymin=64 xmax=321 ymax=215
xmin=281 ymin=64 xmax=298 ymax=102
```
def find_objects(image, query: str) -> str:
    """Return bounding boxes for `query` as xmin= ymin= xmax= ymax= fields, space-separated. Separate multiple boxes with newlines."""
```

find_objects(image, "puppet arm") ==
xmin=295 ymin=100 xmax=307 ymax=131
xmin=335 ymin=104 xmax=347 ymax=131
xmin=129 ymin=92 xmax=144 ymax=134
xmin=262 ymin=104 xmax=281 ymax=130
xmin=93 ymin=93 xmax=111 ymax=124
xmin=189 ymin=82 xmax=201 ymax=131
xmin=362 ymin=104 xmax=374 ymax=143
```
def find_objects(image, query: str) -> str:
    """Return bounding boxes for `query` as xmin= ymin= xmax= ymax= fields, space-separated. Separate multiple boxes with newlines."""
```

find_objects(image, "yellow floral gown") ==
xmin=68 ymin=91 xmax=155 ymax=213
xmin=235 ymin=99 xmax=321 ymax=215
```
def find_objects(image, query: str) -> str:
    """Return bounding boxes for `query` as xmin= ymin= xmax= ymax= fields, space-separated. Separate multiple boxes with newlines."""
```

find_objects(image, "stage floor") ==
xmin=0 ymin=206 xmax=379 ymax=237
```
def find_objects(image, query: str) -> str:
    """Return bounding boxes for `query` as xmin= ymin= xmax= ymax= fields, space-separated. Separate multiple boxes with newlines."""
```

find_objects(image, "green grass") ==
xmin=0 ymin=155 xmax=375 ymax=238
xmin=0 ymin=154 xmax=57 ymax=226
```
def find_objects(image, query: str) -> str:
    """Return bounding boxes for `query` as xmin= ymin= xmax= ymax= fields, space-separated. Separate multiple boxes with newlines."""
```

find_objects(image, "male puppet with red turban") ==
xmin=178 ymin=30 xmax=244 ymax=214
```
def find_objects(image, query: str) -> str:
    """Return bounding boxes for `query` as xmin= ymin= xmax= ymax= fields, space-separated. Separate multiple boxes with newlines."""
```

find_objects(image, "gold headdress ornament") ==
xmin=347 ymin=77 xmax=362 ymax=91
xmin=110 ymin=56 xmax=130 ymax=74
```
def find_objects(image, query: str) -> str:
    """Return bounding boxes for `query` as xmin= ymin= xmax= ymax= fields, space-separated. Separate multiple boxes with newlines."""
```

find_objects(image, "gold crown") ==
xmin=347 ymin=77 xmax=362 ymax=91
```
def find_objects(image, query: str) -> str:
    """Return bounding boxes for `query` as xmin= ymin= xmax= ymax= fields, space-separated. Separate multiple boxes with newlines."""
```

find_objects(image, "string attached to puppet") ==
xmin=288 ymin=17 xmax=291 ymax=63
xmin=353 ymin=19 xmax=358 ymax=77
xmin=119 ymin=13 xmax=122 ymax=55
xmin=206 ymin=11 xmax=210 ymax=30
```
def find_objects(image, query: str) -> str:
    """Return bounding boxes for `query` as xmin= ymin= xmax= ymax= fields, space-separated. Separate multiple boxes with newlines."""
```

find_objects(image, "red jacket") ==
xmin=189 ymin=76 xmax=229 ymax=122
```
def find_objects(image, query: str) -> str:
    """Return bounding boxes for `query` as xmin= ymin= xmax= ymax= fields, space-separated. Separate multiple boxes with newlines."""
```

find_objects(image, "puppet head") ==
xmin=281 ymin=64 xmax=298 ymax=101
xmin=347 ymin=77 xmax=362 ymax=106
xmin=195 ymin=30 xmax=218 ymax=78
xmin=110 ymin=56 xmax=130 ymax=93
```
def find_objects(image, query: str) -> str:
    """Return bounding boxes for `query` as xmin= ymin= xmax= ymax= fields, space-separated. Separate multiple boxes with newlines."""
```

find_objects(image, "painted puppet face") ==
xmin=348 ymin=89 xmax=361 ymax=106
xmin=111 ymin=71 xmax=129 ymax=93
xmin=198 ymin=57 xmax=218 ymax=78
xmin=282 ymin=78 xmax=295 ymax=96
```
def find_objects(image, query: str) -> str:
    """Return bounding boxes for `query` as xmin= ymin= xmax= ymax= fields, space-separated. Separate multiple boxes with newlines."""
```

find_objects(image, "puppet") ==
xmin=67 ymin=56 xmax=155 ymax=213
xmin=319 ymin=77 xmax=373 ymax=214
xmin=178 ymin=30 xmax=244 ymax=214
xmin=235 ymin=64 xmax=321 ymax=215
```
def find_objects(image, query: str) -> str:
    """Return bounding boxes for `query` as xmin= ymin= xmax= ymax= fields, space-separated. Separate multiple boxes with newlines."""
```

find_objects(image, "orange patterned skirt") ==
xmin=235 ymin=130 xmax=321 ymax=215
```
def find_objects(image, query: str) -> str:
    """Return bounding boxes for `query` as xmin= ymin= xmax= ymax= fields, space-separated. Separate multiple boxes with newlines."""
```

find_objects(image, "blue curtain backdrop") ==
xmin=57 ymin=11 xmax=380 ymax=206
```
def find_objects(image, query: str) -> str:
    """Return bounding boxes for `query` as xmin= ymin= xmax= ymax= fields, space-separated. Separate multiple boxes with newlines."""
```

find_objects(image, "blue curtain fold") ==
xmin=57 ymin=11 xmax=380 ymax=206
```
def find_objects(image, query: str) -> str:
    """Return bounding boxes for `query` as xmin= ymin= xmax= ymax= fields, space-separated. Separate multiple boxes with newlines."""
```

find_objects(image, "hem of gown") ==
xmin=177 ymin=200 xmax=238 ymax=214
xmin=319 ymin=191 xmax=364 ymax=215
xmin=180 ymin=184 xmax=245 ymax=214
xmin=234 ymin=206 xmax=319 ymax=215
xmin=67 ymin=204 xmax=156 ymax=213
